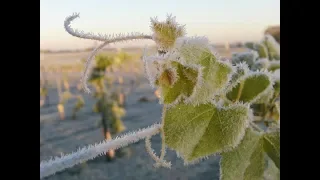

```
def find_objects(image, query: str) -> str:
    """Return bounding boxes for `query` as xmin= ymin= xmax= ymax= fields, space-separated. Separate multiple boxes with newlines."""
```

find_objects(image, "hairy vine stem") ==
xmin=40 ymin=124 xmax=161 ymax=179
xmin=144 ymin=105 xmax=171 ymax=168
xmin=159 ymin=106 xmax=167 ymax=162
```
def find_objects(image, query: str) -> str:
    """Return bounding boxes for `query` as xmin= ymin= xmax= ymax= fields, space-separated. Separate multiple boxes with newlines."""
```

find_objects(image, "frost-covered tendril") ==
xmin=145 ymin=136 xmax=171 ymax=168
xmin=64 ymin=13 xmax=152 ymax=42
xmin=64 ymin=13 xmax=154 ymax=93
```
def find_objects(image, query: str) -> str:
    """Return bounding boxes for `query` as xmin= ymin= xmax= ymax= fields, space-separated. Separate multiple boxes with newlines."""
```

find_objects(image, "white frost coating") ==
xmin=145 ymin=136 xmax=171 ymax=168
xmin=265 ymin=34 xmax=280 ymax=56
xmin=253 ymin=58 xmax=270 ymax=71
xmin=173 ymin=36 xmax=211 ymax=65
xmin=174 ymin=36 xmax=209 ymax=50
xmin=231 ymin=51 xmax=259 ymax=66
xmin=235 ymin=62 xmax=250 ymax=72
xmin=273 ymin=69 xmax=280 ymax=81
xmin=64 ymin=13 xmax=152 ymax=42
xmin=40 ymin=124 xmax=161 ymax=179
xmin=64 ymin=13 xmax=153 ymax=93
xmin=176 ymin=102 xmax=251 ymax=166
xmin=142 ymin=53 xmax=169 ymax=88
xmin=225 ymin=70 xmax=275 ymax=104
xmin=223 ymin=62 xmax=250 ymax=93
xmin=80 ymin=41 xmax=108 ymax=93
xmin=247 ymin=70 xmax=275 ymax=104
xmin=150 ymin=14 xmax=186 ymax=50
xmin=232 ymin=51 xmax=258 ymax=58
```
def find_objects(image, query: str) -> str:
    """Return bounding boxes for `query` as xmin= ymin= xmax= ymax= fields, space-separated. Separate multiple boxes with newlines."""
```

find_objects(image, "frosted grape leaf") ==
xmin=150 ymin=15 xmax=186 ymax=50
xmin=263 ymin=131 xmax=280 ymax=169
xmin=158 ymin=62 xmax=198 ymax=104
xmin=243 ymin=136 xmax=265 ymax=180
xmin=220 ymin=128 xmax=265 ymax=180
xmin=226 ymin=73 xmax=272 ymax=103
xmin=245 ymin=42 xmax=268 ymax=59
xmin=268 ymin=61 xmax=280 ymax=72
xmin=264 ymin=34 xmax=280 ymax=60
xmin=156 ymin=48 xmax=232 ymax=105
xmin=163 ymin=103 xmax=250 ymax=163
xmin=264 ymin=158 xmax=280 ymax=180
xmin=273 ymin=80 xmax=280 ymax=95
xmin=185 ymin=51 xmax=232 ymax=105
xmin=171 ymin=37 xmax=233 ymax=104
xmin=253 ymin=87 xmax=274 ymax=104
xmin=226 ymin=63 xmax=249 ymax=92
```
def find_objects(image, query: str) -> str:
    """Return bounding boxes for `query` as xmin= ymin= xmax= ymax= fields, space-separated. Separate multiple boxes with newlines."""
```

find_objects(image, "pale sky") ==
xmin=40 ymin=0 xmax=280 ymax=50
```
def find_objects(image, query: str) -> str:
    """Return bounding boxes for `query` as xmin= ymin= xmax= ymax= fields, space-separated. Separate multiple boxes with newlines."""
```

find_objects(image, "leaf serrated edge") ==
xmin=219 ymin=127 xmax=264 ymax=180
xmin=158 ymin=54 xmax=204 ymax=107
xmin=264 ymin=34 xmax=280 ymax=56
xmin=263 ymin=131 xmax=280 ymax=169
xmin=248 ymin=70 xmax=275 ymax=104
xmin=223 ymin=62 xmax=250 ymax=94
xmin=183 ymin=51 xmax=234 ymax=105
xmin=231 ymin=50 xmax=259 ymax=65
xmin=167 ymin=102 xmax=252 ymax=165
xmin=142 ymin=53 xmax=169 ymax=88
xmin=225 ymin=70 xmax=275 ymax=104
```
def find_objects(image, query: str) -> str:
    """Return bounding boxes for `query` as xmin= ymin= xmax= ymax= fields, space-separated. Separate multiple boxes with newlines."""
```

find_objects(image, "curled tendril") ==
xmin=64 ymin=13 xmax=154 ymax=93
xmin=145 ymin=136 xmax=171 ymax=168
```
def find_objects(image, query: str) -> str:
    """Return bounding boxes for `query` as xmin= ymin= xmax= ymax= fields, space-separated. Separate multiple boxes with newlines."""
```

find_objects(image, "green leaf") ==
xmin=226 ymin=73 xmax=272 ymax=103
xmin=273 ymin=80 xmax=280 ymax=95
xmin=163 ymin=103 xmax=250 ymax=163
xmin=174 ymin=36 xmax=211 ymax=65
xmin=220 ymin=128 xmax=264 ymax=180
xmin=159 ymin=62 xmax=198 ymax=104
xmin=173 ymin=40 xmax=233 ymax=104
xmin=227 ymin=63 xmax=249 ymax=92
xmin=186 ymin=51 xmax=232 ymax=104
xmin=264 ymin=158 xmax=280 ymax=180
xmin=263 ymin=131 xmax=280 ymax=169
xmin=156 ymin=69 xmax=177 ymax=87
xmin=150 ymin=15 xmax=186 ymax=50
xmin=243 ymin=138 xmax=265 ymax=180
xmin=255 ymin=44 xmax=268 ymax=59
xmin=253 ymin=87 xmax=274 ymax=104
xmin=268 ymin=61 xmax=280 ymax=72
xmin=263 ymin=35 xmax=280 ymax=60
